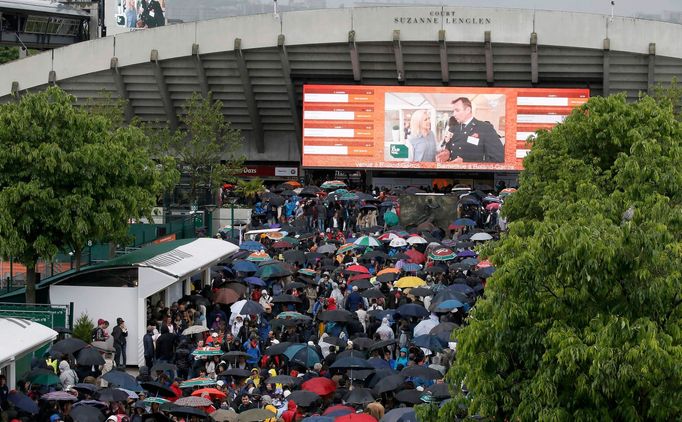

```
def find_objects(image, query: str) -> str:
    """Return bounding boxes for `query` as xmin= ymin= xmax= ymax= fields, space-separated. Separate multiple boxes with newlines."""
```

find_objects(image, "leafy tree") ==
xmin=0 ymin=46 xmax=19 ymax=65
xmin=0 ymin=87 xmax=178 ymax=302
xmin=72 ymin=312 xmax=95 ymax=344
xmin=438 ymin=94 xmax=682 ymax=420
xmin=236 ymin=178 xmax=265 ymax=205
xmin=152 ymin=92 xmax=245 ymax=207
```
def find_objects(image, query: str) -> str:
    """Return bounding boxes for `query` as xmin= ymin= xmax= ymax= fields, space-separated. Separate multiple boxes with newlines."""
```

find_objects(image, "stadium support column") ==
xmin=151 ymin=49 xmax=178 ymax=131
xmin=484 ymin=31 xmax=494 ymax=85
xmin=234 ymin=38 xmax=265 ymax=154
xmin=110 ymin=57 xmax=134 ymax=123
xmin=349 ymin=31 xmax=362 ymax=82
xmin=393 ymin=30 xmax=406 ymax=84
xmin=530 ymin=32 xmax=538 ymax=85
xmin=278 ymin=35 xmax=301 ymax=142
xmin=439 ymin=30 xmax=449 ymax=84
xmin=48 ymin=70 xmax=57 ymax=87
xmin=10 ymin=81 xmax=20 ymax=101
xmin=603 ymin=38 xmax=610 ymax=96
xmin=648 ymin=43 xmax=656 ymax=95
xmin=192 ymin=44 xmax=210 ymax=99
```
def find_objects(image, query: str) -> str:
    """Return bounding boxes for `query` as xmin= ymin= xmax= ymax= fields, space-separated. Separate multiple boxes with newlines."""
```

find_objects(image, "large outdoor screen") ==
xmin=301 ymin=85 xmax=589 ymax=171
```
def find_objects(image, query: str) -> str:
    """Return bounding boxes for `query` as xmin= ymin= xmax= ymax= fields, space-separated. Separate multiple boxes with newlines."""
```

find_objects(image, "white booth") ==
xmin=0 ymin=317 xmax=58 ymax=388
xmin=49 ymin=238 xmax=238 ymax=367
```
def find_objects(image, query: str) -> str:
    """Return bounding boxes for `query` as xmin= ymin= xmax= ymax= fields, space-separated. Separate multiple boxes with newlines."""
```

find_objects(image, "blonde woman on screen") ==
xmin=408 ymin=109 xmax=437 ymax=162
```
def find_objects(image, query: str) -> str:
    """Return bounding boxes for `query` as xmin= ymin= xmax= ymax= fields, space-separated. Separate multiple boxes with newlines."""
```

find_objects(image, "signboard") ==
xmin=0 ymin=303 xmax=70 ymax=329
xmin=107 ymin=0 xmax=166 ymax=35
xmin=237 ymin=165 xmax=298 ymax=178
xmin=301 ymin=85 xmax=588 ymax=171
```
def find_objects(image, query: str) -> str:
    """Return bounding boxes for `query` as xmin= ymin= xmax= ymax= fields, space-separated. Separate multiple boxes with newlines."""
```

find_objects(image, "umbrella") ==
xmin=231 ymin=299 xmax=265 ymax=315
xmin=51 ymin=338 xmax=89 ymax=355
xmin=300 ymin=186 xmax=322 ymax=196
xmin=406 ymin=236 xmax=427 ymax=245
xmin=401 ymin=263 xmax=421 ymax=273
xmin=284 ymin=344 xmax=321 ymax=367
xmin=337 ymin=243 xmax=356 ymax=254
xmin=457 ymin=250 xmax=478 ymax=258
xmin=347 ymin=337 xmax=373 ymax=351
xmin=140 ymin=381 xmax=177 ymax=398
xmin=238 ymin=408 xmax=277 ymax=422
xmin=389 ymin=237 xmax=407 ymax=247
xmin=425 ymin=265 xmax=447 ymax=274
xmin=265 ymin=374 xmax=299 ymax=385
xmin=259 ymin=264 xmax=292 ymax=279
xmin=302 ymin=377 xmax=337 ymax=396
xmin=150 ymin=362 xmax=177 ymax=375
xmin=412 ymin=334 xmax=448 ymax=352
xmin=272 ymin=240 xmax=294 ymax=249
xmin=409 ymin=287 xmax=433 ymax=297
xmin=354 ymin=236 xmax=381 ymax=248
xmin=330 ymin=357 xmax=374 ymax=370
xmin=283 ymin=249 xmax=306 ymax=264
xmin=367 ymin=357 xmax=391 ymax=369
xmin=426 ymin=383 xmax=451 ymax=399
xmin=323 ymin=405 xmax=355 ymax=416
xmin=394 ymin=389 xmax=426 ymax=405
xmin=76 ymin=347 xmax=105 ymax=366
xmin=163 ymin=404 xmax=208 ymax=418
xmin=344 ymin=387 xmax=375 ymax=405
xmin=382 ymin=407 xmax=417 ymax=422
xmin=247 ymin=251 xmax=271 ymax=262
xmin=394 ymin=276 xmax=425 ymax=289
xmin=286 ymin=390 xmax=321 ymax=407
xmin=286 ymin=281 xmax=307 ymax=290
xmin=377 ymin=273 xmax=398 ymax=284
xmin=73 ymin=383 xmax=98 ymax=395
xmin=470 ymin=232 xmax=493 ymax=241
xmin=244 ymin=276 xmax=267 ymax=287
xmin=298 ymin=268 xmax=316 ymax=277
xmin=361 ymin=250 xmax=389 ymax=261
xmin=70 ymin=405 xmax=105 ymax=422
xmin=360 ymin=288 xmax=384 ymax=299
xmin=271 ymin=294 xmax=301 ymax=304
xmin=384 ymin=211 xmax=399 ymax=227
xmin=349 ymin=278 xmax=373 ymax=290
xmin=214 ymin=288 xmax=241 ymax=305
xmin=336 ymin=349 xmax=368 ymax=361
xmin=336 ymin=414 xmax=378 ymax=422
xmin=404 ymin=249 xmax=425 ymax=264
xmin=221 ymin=351 xmax=252 ymax=363
xmin=372 ymin=374 xmax=406 ymax=394
xmin=213 ymin=409 xmax=239 ymax=422
xmin=233 ymin=260 xmax=258 ymax=273
xmin=179 ymin=377 xmax=216 ymax=388
xmin=175 ymin=396 xmax=212 ymax=407
xmin=102 ymin=371 xmax=141 ymax=391
xmin=302 ymin=417 xmax=334 ymax=422
xmin=453 ymin=218 xmax=476 ymax=227
xmin=428 ymin=248 xmax=456 ymax=261
xmin=396 ymin=303 xmax=430 ymax=318
xmin=346 ymin=264 xmax=370 ymax=274
xmin=264 ymin=342 xmax=294 ymax=356
xmin=431 ymin=299 xmax=465 ymax=313
xmin=219 ymin=368 xmax=252 ymax=378
xmin=367 ymin=339 xmax=396 ymax=352
xmin=474 ymin=266 xmax=496 ymax=278
xmin=400 ymin=365 xmax=443 ymax=380
xmin=276 ymin=312 xmax=311 ymax=321
xmin=96 ymin=388 xmax=129 ymax=402
xmin=8 ymin=391 xmax=38 ymax=414
xmin=182 ymin=325 xmax=209 ymax=335
xmin=41 ymin=391 xmax=78 ymax=401
xmin=192 ymin=346 xmax=223 ymax=357
xmin=240 ymin=241 xmax=264 ymax=252
xmin=317 ymin=309 xmax=354 ymax=322
xmin=317 ymin=243 xmax=337 ymax=254
xmin=22 ymin=369 xmax=60 ymax=386
xmin=143 ymin=396 xmax=171 ymax=404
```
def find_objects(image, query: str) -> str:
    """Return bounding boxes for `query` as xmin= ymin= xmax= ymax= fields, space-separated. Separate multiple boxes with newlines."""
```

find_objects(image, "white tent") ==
xmin=0 ymin=317 xmax=57 ymax=387
xmin=50 ymin=238 xmax=239 ymax=367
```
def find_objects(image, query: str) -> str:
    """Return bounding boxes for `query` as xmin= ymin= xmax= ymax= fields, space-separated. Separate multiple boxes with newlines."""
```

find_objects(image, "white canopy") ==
xmin=0 ymin=318 xmax=57 ymax=367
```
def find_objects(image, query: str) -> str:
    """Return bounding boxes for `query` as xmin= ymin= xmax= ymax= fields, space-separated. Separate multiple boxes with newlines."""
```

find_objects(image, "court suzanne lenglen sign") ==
xmin=393 ymin=10 xmax=492 ymax=25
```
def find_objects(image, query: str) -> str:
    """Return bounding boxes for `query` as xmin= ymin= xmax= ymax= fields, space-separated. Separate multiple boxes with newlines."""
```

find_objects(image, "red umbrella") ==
xmin=323 ymin=405 xmax=355 ymax=416
xmin=335 ymin=413 xmax=378 ymax=422
xmin=346 ymin=264 xmax=369 ymax=274
xmin=348 ymin=273 xmax=371 ymax=281
xmin=272 ymin=241 xmax=294 ymax=249
xmin=191 ymin=388 xmax=226 ymax=399
xmin=485 ymin=202 xmax=501 ymax=211
xmin=405 ymin=249 xmax=425 ymax=264
xmin=301 ymin=377 xmax=337 ymax=396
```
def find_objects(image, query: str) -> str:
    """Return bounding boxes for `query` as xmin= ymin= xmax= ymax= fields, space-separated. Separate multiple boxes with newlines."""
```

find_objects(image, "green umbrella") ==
xmin=179 ymin=377 xmax=217 ymax=388
xmin=25 ymin=370 xmax=60 ymax=386
xmin=384 ymin=211 xmax=399 ymax=227
xmin=280 ymin=236 xmax=300 ymax=246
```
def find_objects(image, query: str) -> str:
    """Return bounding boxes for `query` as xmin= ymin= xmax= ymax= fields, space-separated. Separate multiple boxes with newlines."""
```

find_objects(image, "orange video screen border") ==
xmin=301 ymin=85 xmax=589 ymax=171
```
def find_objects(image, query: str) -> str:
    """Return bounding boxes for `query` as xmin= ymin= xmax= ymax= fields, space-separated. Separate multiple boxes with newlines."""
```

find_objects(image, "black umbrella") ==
xmin=430 ymin=322 xmax=459 ymax=343
xmin=102 ymin=370 xmax=141 ymax=391
xmin=377 ymin=273 xmax=398 ymax=283
xmin=162 ymin=404 xmax=209 ymax=418
xmin=264 ymin=375 xmax=299 ymax=385
xmin=350 ymin=337 xmax=374 ymax=350
xmin=318 ymin=309 xmax=354 ymax=322
xmin=188 ymin=294 xmax=211 ymax=307
xmin=150 ymin=362 xmax=177 ymax=374
xmin=372 ymin=374 xmax=406 ymax=395
xmin=239 ymin=300 xmax=265 ymax=315
xmin=367 ymin=339 xmax=396 ymax=352
xmin=348 ymin=279 xmax=373 ymax=290
xmin=348 ymin=369 xmax=375 ymax=380
xmin=70 ymin=405 xmax=105 ymax=422
xmin=299 ymin=186 xmax=321 ymax=197
xmin=7 ymin=391 xmax=38 ymax=414
xmin=305 ymin=252 xmax=324 ymax=263
xmin=219 ymin=368 xmax=252 ymax=378
xmin=221 ymin=351 xmax=251 ymax=362
xmin=361 ymin=250 xmax=389 ymax=260
xmin=426 ymin=383 xmax=451 ymax=399
xmin=344 ymin=387 xmax=375 ymax=405
xmin=281 ymin=189 xmax=296 ymax=197
xmin=411 ymin=334 xmax=447 ymax=352
xmin=141 ymin=415 xmax=171 ymax=422
xmin=286 ymin=390 xmax=321 ymax=407
xmin=286 ymin=281 xmax=306 ymax=290
xmin=321 ymin=336 xmax=348 ymax=347
xmin=396 ymin=303 xmax=430 ymax=318
xmin=73 ymin=383 xmax=98 ymax=395
xmin=335 ymin=349 xmax=368 ymax=361
xmin=408 ymin=287 xmax=433 ymax=297
xmin=270 ymin=319 xmax=299 ymax=330
xmin=382 ymin=408 xmax=417 ymax=422
xmin=365 ymin=368 xmax=398 ymax=389
xmin=283 ymin=250 xmax=305 ymax=264
xmin=271 ymin=294 xmax=302 ymax=304
xmin=96 ymin=388 xmax=129 ymax=402
xmin=51 ymin=338 xmax=89 ymax=355
xmin=264 ymin=194 xmax=285 ymax=207
xmin=399 ymin=365 xmax=443 ymax=380
xmin=425 ymin=265 xmax=447 ymax=274
xmin=330 ymin=357 xmax=374 ymax=370
xmin=76 ymin=347 xmax=105 ymax=366
xmin=395 ymin=389 xmax=425 ymax=404
xmin=140 ymin=381 xmax=176 ymax=398
xmin=359 ymin=288 xmax=384 ymax=300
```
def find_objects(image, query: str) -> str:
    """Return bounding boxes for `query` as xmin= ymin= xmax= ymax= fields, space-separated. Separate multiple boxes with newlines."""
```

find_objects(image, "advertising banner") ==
xmin=109 ymin=0 xmax=166 ymax=34
xmin=301 ymin=85 xmax=588 ymax=171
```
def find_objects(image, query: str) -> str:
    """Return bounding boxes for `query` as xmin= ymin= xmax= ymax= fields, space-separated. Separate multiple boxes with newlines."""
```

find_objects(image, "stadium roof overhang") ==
xmin=1 ymin=6 xmax=682 ymax=161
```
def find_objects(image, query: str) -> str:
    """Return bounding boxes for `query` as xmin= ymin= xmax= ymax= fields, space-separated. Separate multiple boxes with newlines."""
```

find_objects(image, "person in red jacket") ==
xmin=282 ymin=399 xmax=298 ymax=422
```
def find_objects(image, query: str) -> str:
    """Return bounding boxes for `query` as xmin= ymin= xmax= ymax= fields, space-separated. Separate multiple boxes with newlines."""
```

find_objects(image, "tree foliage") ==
xmin=438 ymin=94 xmax=682 ymax=421
xmin=0 ymin=87 xmax=178 ymax=302
xmin=151 ymin=92 xmax=245 ymax=206
xmin=0 ymin=46 xmax=19 ymax=65
xmin=72 ymin=312 xmax=95 ymax=344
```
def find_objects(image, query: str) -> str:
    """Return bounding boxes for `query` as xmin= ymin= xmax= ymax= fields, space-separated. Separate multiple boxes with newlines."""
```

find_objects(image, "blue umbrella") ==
xmin=367 ymin=357 xmax=391 ymax=369
xmin=302 ymin=417 xmax=334 ymax=422
xmin=457 ymin=250 xmax=478 ymax=258
xmin=283 ymin=344 xmax=320 ymax=367
xmin=460 ymin=257 xmax=479 ymax=266
xmin=431 ymin=299 xmax=465 ymax=312
xmin=101 ymin=371 xmax=142 ymax=391
xmin=243 ymin=276 xmax=266 ymax=287
xmin=383 ymin=407 xmax=417 ymax=422
xmin=239 ymin=241 xmax=264 ymax=251
xmin=447 ymin=284 xmax=475 ymax=297
xmin=8 ymin=391 xmax=38 ymax=414
xmin=402 ymin=263 xmax=421 ymax=272
xmin=453 ymin=218 xmax=476 ymax=227
xmin=232 ymin=260 xmax=258 ymax=273
xmin=412 ymin=334 xmax=448 ymax=352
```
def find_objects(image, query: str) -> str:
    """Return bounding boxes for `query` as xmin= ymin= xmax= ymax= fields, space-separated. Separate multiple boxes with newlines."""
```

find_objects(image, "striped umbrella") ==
xmin=191 ymin=347 xmax=223 ymax=357
xmin=378 ymin=232 xmax=400 ymax=242
xmin=406 ymin=235 xmax=427 ymax=245
xmin=247 ymin=251 xmax=271 ymax=262
xmin=298 ymin=268 xmax=316 ymax=277
xmin=429 ymin=248 xmax=457 ymax=261
xmin=276 ymin=312 xmax=311 ymax=321
xmin=353 ymin=236 xmax=381 ymax=248
xmin=179 ymin=378 xmax=217 ymax=388
xmin=143 ymin=397 xmax=170 ymax=405
xmin=175 ymin=396 xmax=213 ymax=407
xmin=389 ymin=237 xmax=408 ymax=247
xmin=338 ymin=243 xmax=356 ymax=254
xmin=266 ymin=231 xmax=286 ymax=240
xmin=321 ymin=180 xmax=347 ymax=189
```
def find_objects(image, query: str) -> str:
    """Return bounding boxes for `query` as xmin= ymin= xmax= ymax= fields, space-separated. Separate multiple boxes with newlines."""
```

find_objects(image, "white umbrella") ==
xmin=470 ymin=232 xmax=493 ymax=241
xmin=182 ymin=325 xmax=209 ymax=335
xmin=389 ymin=237 xmax=408 ymax=247
xmin=354 ymin=236 xmax=381 ymax=248
xmin=230 ymin=299 xmax=247 ymax=315
xmin=406 ymin=236 xmax=427 ymax=245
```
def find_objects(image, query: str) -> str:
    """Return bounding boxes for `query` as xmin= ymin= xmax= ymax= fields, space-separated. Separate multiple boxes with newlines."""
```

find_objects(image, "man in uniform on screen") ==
xmin=436 ymin=97 xmax=505 ymax=163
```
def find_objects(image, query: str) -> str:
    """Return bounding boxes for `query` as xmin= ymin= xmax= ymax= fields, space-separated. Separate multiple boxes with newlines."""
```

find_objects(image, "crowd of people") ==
xmin=1 ymin=182 xmax=512 ymax=422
